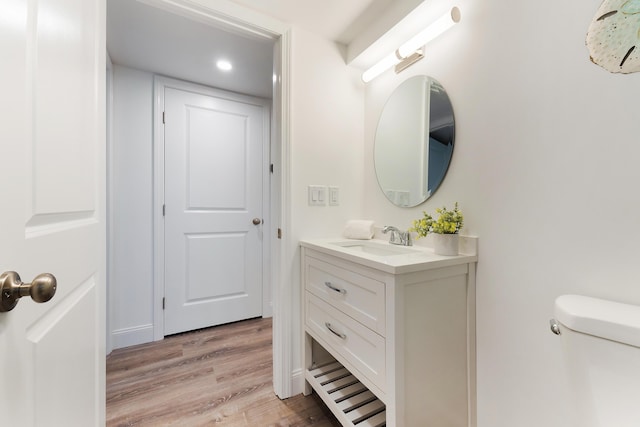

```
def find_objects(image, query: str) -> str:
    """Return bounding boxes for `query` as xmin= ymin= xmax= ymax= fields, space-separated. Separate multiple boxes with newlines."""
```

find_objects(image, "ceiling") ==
xmin=107 ymin=0 xmax=275 ymax=98
xmin=229 ymin=0 xmax=394 ymax=45
xmin=106 ymin=0 xmax=394 ymax=98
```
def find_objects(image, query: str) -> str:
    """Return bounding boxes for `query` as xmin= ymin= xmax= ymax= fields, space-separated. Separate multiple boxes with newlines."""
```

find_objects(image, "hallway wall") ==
xmin=110 ymin=65 xmax=155 ymax=348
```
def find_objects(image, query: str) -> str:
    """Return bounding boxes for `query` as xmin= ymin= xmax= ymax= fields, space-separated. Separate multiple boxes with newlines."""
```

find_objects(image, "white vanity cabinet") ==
xmin=300 ymin=239 xmax=477 ymax=427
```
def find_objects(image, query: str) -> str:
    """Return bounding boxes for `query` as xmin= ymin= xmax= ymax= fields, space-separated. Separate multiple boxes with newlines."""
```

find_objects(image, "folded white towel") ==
xmin=342 ymin=220 xmax=375 ymax=240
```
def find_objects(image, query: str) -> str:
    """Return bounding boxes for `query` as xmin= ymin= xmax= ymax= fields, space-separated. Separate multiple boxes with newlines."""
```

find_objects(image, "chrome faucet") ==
xmin=382 ymin=225 xmax=412 ymax=246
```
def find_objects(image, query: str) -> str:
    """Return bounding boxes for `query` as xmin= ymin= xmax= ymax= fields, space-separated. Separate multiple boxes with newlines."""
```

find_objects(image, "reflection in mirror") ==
xmin=374 ymin=76 xmax=455 ymax=207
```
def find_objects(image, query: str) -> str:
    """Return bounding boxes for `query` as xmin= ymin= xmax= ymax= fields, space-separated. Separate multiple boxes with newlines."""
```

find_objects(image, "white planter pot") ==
xmin=433 ymin=233 xmax=459 ymax=256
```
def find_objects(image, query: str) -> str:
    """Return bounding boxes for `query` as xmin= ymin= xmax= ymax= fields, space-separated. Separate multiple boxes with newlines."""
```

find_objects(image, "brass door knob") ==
xmin=252 ymin=218 xmax=262 ymax=225
xmin=0 ymin=271 xmax=57 ymax=312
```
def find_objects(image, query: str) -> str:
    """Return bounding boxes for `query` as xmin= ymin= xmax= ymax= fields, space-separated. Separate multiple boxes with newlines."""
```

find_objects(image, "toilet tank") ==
xmin=554 ymin=295 xmax=640 ymax=427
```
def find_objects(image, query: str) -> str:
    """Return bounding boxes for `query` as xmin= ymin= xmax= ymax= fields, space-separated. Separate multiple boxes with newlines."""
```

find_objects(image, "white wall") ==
xmin=362 ymin=0 xmax=640 ymax=426
xmin=290 ymin=28 xmax=365 ymax=238
xmin=110 ymin=65 xmax=155 ymax=348
xmin=289 ymin=26 xmax=366 ymax=378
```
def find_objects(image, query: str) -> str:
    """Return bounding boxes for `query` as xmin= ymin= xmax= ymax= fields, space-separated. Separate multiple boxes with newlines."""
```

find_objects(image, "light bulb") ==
xmin=216 ymin=60 xmax=232 ymax=71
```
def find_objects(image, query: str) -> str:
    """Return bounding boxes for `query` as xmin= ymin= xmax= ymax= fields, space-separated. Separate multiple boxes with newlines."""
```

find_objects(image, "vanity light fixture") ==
xmin=362 ymin=6 xmax=461 ymax=83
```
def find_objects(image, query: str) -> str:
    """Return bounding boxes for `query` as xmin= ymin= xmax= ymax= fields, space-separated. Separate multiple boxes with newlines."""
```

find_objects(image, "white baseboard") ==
xmin=290 ymin=367 xmax=305 ymax=397
xmin=111 ymin=324 xmax=154 ymax=350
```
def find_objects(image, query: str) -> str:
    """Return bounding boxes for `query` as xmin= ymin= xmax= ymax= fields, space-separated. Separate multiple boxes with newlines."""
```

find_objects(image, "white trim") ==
xmin=269 ymin=37 xmax=283 ymax=390
xmin=136 ymin=0 xmax=288 ymax=39
xmin=105 ymin=52 xmax=115 ymax=356
xmin=291 ymin=368 xmax=305 ymax=396
xmin=270 ymin=30 xmax=294 ymax=399
xmin=261 ymin=96 xmax=272 ymax=318
xmin=152 ymin=77 xmax=167 ymax=341
xmin=145 ymin=0 xmax=294 ymax=397
xmin=278 ymin=29 xmax=294 ymax=398
xmin=111 ymin=324 xmax=155 ymax=349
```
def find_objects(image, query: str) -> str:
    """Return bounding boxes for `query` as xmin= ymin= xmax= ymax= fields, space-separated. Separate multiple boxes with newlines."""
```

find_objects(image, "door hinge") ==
xmin=277 ymin=228 xmax=282 ymax=239
xmin=270 ymin=163 xmax=274 ymax=174
xmin=162 ymin=204 xmax=165 ymax=216
xmin=162 ymin=111 xmax=165 ymax=124
xmin=162 ymin=297 xmax=165 ymax=310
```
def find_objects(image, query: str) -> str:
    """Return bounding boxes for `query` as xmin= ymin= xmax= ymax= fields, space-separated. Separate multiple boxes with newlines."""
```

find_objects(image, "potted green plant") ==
xmin=410 ymin=202 xmax=464 ymax=255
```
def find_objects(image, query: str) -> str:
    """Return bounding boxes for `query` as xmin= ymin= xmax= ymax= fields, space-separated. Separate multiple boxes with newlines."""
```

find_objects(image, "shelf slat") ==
xmin=305 ymin=360 xmax=385 ymax=427
xmin=317 ymin=367 xmax=350 ymax=385
xmin=309 ymin=361 xmax=342 ymax=376
xmin=347 ymin=399 xmax=385 ymax=424
xmin=330 ymin=382 xmax=368 ymax=403
xmin=336 ymin=389 xmax=376 ymax=412
xmin=358 ymin=410 xmax=386 ymax=427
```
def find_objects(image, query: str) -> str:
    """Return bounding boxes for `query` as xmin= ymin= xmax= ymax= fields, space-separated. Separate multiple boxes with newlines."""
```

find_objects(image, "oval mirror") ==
xmin=374 ymin=75 xmax=455 ymax=207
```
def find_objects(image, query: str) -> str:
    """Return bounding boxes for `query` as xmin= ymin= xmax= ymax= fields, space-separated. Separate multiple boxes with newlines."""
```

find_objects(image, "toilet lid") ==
xmin=555 ymin=294 xmax=640 ymax=348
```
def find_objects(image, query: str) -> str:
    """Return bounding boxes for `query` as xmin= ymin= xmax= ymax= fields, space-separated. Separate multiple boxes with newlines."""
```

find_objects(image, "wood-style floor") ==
xmin=106 ymin=317 xmax=341 ymax=426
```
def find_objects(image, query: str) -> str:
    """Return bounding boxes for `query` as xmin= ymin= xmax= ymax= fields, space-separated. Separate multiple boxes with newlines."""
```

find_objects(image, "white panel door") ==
xmin=164 ymin=86 xmax=265 ymax=335
xmin=0 ymin=0 xmax=105 ymax=426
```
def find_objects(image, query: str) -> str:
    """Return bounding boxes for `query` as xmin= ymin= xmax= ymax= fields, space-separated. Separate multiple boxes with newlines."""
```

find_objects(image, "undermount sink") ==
xmin=330 ymin=240 xmax=418 ymax=256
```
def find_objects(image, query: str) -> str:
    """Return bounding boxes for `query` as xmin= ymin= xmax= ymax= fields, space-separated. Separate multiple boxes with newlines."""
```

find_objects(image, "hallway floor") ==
xmin=106 ymin=317 xmax=340 ymax=426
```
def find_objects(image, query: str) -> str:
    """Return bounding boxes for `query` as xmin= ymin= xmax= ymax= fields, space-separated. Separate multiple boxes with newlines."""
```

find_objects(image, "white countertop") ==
xmin=300 ymin=238 xmax=478 ymax=274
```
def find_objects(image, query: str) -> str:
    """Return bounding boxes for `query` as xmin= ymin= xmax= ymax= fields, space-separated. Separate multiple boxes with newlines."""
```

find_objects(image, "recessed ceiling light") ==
xmin=216 ymin=60 xmax=232 ymax=71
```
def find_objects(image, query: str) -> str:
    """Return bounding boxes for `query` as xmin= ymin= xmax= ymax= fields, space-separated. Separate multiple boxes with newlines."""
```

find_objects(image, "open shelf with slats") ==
xmin=305 ymin=361 xmax=386 ymax=427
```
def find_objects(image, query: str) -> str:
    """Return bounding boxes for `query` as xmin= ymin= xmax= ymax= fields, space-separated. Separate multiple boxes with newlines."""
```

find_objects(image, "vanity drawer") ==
xmin=305 ymin=256 xmax=386 ymax=335
xmin=305 ymin=293 xmax=386 ymax=391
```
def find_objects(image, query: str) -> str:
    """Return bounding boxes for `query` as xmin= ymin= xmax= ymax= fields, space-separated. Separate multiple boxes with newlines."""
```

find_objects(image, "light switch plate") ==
xmin=328 ymin=186 xmax=339 ymax=206
xmin=308 ymin=185 xmax=326 ymax=206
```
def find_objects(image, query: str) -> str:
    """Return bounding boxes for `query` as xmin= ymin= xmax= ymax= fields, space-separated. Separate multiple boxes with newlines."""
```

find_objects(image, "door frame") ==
xmin=144 ymin=0 xmax=295 ymax=398
xmin=106 ymin=53 xmax=114 ymax=356
xmin=153 ymin=76 xmax=272 ymax=334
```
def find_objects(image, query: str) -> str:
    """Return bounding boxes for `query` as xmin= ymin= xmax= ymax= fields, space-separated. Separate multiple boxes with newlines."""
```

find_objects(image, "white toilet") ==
xmin=553 ymin=294 xmax=640 ymax=427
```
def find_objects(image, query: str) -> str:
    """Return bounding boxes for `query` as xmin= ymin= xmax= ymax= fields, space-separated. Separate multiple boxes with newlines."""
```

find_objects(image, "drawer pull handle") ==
xmin=324 ymin=281 xmax=346 ymax=295
xmin=325 ymin=322 xmax=347 ymax=340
